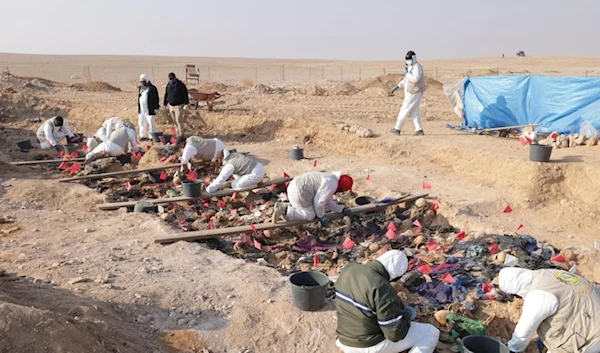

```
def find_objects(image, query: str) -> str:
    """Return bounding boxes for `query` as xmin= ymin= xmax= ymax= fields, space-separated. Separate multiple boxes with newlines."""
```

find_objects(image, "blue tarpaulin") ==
xmin=462 ymin=75 xmax=600 ymax=134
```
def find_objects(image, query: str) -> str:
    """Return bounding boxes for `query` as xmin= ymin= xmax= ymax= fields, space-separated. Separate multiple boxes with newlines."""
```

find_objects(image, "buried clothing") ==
xmin=285 ymin=171 xmax=345 ymax=221
xmin=36 ymin=117 xmax=75 ymax=149
xmin=205 ymin=151 xmax=264 ymax=193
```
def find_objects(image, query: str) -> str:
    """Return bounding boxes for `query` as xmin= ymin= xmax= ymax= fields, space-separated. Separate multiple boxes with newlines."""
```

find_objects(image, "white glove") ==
xmin=183 ymin=105 xmax=189 ymax=111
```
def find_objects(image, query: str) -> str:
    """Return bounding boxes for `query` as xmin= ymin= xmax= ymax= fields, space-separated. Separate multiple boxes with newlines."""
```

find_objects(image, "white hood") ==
xmin=377 ymin=250 xmax=408 ymax=280
xmin=332 ymin=171 xmax=342 ymax=180
xmin=139 ymin=73 xmax=150 ymax=82
xmin=499 ymin=268 xmax=533 ymax=297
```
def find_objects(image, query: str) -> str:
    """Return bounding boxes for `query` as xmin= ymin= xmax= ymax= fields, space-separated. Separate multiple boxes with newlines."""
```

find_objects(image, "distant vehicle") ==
xmin=517 ymin=51 xmax=526 ymax=57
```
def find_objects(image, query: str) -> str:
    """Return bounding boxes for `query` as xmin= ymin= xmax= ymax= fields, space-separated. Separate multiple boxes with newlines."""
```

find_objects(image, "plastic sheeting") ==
xmin=458 ymin=75 xmax=600 ymax=134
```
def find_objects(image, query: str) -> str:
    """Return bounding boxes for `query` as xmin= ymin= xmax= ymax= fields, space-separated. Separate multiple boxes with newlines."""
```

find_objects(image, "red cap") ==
xmin=337 ymin=174 xmax=353 ymax=192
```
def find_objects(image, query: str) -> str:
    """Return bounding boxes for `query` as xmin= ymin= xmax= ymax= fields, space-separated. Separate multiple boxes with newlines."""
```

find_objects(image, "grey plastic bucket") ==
xmin=289 ymin=147 xmax=304 ymax=160
xmin=462 ymin=336 xmax=509 ymax=353
xmin=63 ymin=143 xmax=79 ymax=155
xmin=134 ymin=200 xmax=156 ymax=213
xmin=17 ymin=140 xmax=33 ymax=150
xmin=151 ymin=132 xmax=163 ymax=143
xmin=182 ymin=180 xmax=202 ymax=198
xmin=289 ymin=271 xmax=329 ymax=311
xmin=529 ymin=144 xmax=553 ymax=162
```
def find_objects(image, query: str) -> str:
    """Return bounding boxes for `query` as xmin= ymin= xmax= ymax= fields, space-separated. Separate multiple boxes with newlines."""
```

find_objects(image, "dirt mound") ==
xmin=330 ymin=82 xmax=359 ymax=96
xmin=0 ymin=72 xmax=63 ymax=93
xmin=69 ymin=81 xmax=121 ymax=92
xmin=305 ymin=84 xmax=327 ymax=96
xmin=247 ymin=84 xmax=287 ymax=95
xmin=356 ymin=73 xmax=443 ymax=92
xmin=137 ymin=146 xmax=169 ymax=169
xmin=197 ymin=82 xmax=229 ymax=92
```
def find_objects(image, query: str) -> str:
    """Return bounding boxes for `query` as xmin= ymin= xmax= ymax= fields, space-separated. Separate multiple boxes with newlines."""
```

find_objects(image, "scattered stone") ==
xmin=159 ymin=213 xmax=175 ymax=222
xmin=226 ymin=294 xmax=235 ymax=299
xmin=94 ymin=274 xmax=110 ymax=284
xmin=0 ymin=226 xmax=20 ymax=234
xmin=177 ymin=318 xmax=189 ymax=326
xmin=0 ymin=268 xmax=5 ymax=276
xmin=587 ymin=137 xmax=598 ymax=146
xmin=68 ymin=277 xmax=90 ymax=285
xmin=136 ymin=314 xmax=152 ymax=324
xmin=84 ymin=228 xmax=95 ymax=233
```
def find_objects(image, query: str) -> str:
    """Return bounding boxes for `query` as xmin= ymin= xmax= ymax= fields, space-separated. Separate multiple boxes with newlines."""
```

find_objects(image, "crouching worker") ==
xmin=84 ymin=127 xmax=140 ymax=164
xmin=335 ymin=250 xmax=440 ymax=353
xmin=272 ymin=171 xmax=353 ymax=225
xmin=499 ymin=268 xmax=600 ymax=353
xmin=175 ymin=136 xmax=226 ymax=172
xmin=86 ymin=117 xmax=135 ymax=151
xmin=205 ymin=150 xmax=265 ymax=193
xmin=36 ymin=116 xmax=79 ymax=150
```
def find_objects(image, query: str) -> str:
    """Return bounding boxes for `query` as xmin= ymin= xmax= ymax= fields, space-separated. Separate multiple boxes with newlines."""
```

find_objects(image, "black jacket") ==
xmin=138 ymin=83 xmax=160 ymax=114
xmin=164 ymin=79 xmax=189 ymax=106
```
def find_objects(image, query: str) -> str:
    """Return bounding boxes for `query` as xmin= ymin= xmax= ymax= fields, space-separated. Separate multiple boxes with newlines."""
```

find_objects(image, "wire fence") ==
xmin=2 ymin=62 xmax=599 ymax=90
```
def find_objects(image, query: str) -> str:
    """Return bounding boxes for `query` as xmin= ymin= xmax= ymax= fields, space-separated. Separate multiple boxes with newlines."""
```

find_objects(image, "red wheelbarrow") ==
xmin=188 ymin=89 xmax=222 ymax=111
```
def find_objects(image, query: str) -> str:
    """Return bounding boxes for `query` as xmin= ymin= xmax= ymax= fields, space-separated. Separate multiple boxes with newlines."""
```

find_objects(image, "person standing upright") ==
xmin=389 ymin=50 xmax=427 ymax=136
xmin=163 ymin=72 xmax=189 ymax=137
xmin=138 ymin=73 xmax=159 ymax=141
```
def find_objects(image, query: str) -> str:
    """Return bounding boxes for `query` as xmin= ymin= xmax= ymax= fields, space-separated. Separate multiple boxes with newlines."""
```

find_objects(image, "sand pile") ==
xmin=330 ymin=82 xmax=359 ymax=96
xmin=247 ymin=84 xmax=287 ymax=95
xmin=137 ymin=146 xmax=170 ymax=169
xmin=0 ymin=72 xmax=64 ymax=93
xmin=69 ymin=81 xmax=121 ymax=92
xmin=197 ymin=82 xmax=229 ymax=92
xmin=356 ymin=73 xmax=443 ymax=93
xmin=305 ymin=84 xmax=327 ymax=96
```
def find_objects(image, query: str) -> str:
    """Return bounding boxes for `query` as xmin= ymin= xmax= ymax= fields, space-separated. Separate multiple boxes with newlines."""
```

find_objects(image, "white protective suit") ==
xmin=102 ymin=117 xmax=134 ymax=141
xmin=336 ymin=250 xmax=440 ymax=353
xmin=85 ymin=127 xmax=139 ymax=159
xmin=181 ymin=138 xmax=226 ymax=165
xmin=37 ymin=117 xmax=75 ymax=149
xmin=86 ymin=127 xmax=107 ymax=151
xmin=285 ymin=172 xmax=345 ymax=221
xmin=138 ymin=74 xmax=157 ymax=139
xmin=393 ymin=56 xmax=425 ymax=133
xmin=205 ymin=150 xmax=265 ymax=193
xmin=499 ymin=268 xmax=600 ymax=353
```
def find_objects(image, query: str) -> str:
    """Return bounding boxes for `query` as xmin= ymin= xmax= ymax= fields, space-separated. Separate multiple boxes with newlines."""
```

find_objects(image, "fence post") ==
xmin=359 ymin=68 xmax=361 ymax=81
xmin=282 ymin=66 xmax=285 ymax=81
xmin=255 ymin=67 xmax=258 ymax=83
xmin=383 ymin=68 xmax=386 ymax=75
xmin=322 ymin=66 xmax=324 ymax=80
xmin=309 ymin=67 xmax=312 ymax=80
xmin=497 ymin=67 xmax=499 ymax=76
xmin=208 ymin=66 xmax=211 ymax=81
xmin=151 ymin=66 xmax=155 ymax=82
xmin=435 ymin=67 xmax=438 ymax=81
xmin=340 ymin=67 xmax=343 ymax=81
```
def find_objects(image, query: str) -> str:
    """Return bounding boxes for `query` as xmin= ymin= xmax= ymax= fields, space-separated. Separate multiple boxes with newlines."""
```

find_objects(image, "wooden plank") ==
xmin=154 ymin=193 xmax=427 ymax=244
xmin=97 ymin=176 xmax=293 ymax=210
xmin=480 ymin=123 xmax=541 ymax=132
xmin=11 ymin=157 xmax=87 ymax=165
xmin=58 ymin=163 xmax=209 ymax=182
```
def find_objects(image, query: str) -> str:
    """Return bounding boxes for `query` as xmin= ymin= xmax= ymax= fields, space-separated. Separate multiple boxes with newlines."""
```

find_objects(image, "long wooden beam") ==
xmin=11 ymin=157 xmax=87 ymax=165
xmin=154 ymin=193 xmax=427 ymax=244
xmin=58 ymin=163 xmax=210 ymax=182
xmin=97 ymin=176 xmax=293 ymax=211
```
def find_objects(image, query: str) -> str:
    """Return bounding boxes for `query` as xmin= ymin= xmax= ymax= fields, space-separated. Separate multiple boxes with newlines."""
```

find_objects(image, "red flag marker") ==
xmin=187 ymin=171 xmax=197 ymax=180
xmin=64 ymin=155 xmax=72 ymax=161
xmin=59 ymin=161 xmax=68 ymax=170
xmin=230 ymin=209 xmax=237 ymax=216
xmin=426 ymin=241 xmax=439 ymax=252
xmin=146 ymin=145 xmax=152 ymax=151
xmin=436 ymin=196 xmax=441 ymax=204
xmin=313 ymin=160 xmax=318 ymax=168
xmin=380 ymin=248 xmax=388 ymax=254
xmin=387 ymin=222 xmax=397 ymax=232
xmin=551 ymin=254 xmax=567 ymax=263
xmin=343 ymin=238 xmax=355 ymax=250
xmin=60 ymin=151 xmax=65 ymax=157
xmin=170 ymin=128 xmax=176 ymax=135
xmin=202 ymin=200 xmax=210 ymax=208
xmin=159 ymin=172 xmax=167 ymax=181
xmin=160 ymin=157 xmax=167 ymax=163
xmin=269 ymin=183 xmax=276 ymax=191
xmin=417 ymin=263 xmax=433 ymax=275
xmin=283 ymin=172 xmax=290 ymax=178
xmin=253 ymin=239 xmax=262 ymax=250
xmin=456 ymin=231 xmax=466 ymax=241
xmin=423 ymin=181 xmax=432 ymax=190
xmin=82 ymin=145 xmax=88 ymax=152
xmin=126 ymin=181 xmax=131 ymax=191
xmin=482 ymin=283 xmax=493 ymax=293
xmin=386 ymin=228 xmax=396 ymax=240
xmin=413 ymin=219 xmax=422 ymax=228
xmin=442 ymin=273 xmax=456 ymax=284
xmin=250 ymin=224 xmax=258 ymax=233
xmin=313 ymin=253 xmax=319 ymax=266
xmin=209 ymin=220 xmax=214 ymax=229
xmin=71 ymin=163 xmax=81 ymax=171
xmin=517 ymin=224 xmax=525 ymax=231
xmin=430 ymin=203 xmax=439 ymax=211
xmin=71 ymin=151 xmax=79 ymax=158
xmin=367 ymin=174 xmax=372 ymax=182
xmin=488 ymin=243 xmax=499 ymax=255
xmin=170 ymin=137 xmax=176 ymax=144
xmin=503 ymin=205 xmax=513 ymax=213
xmin=264 ymin=201 xmax=271 ymax=207
xmin=217 ymin=200 xmax=226 ymax=209
xmin=248 ymin=203 xmax=253 ymax=211
xmin=232 ymin=192 xmax=238 ymax=199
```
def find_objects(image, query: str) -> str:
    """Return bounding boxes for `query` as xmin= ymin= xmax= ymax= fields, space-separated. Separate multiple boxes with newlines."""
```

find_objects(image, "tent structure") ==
xmin=444 ymin=75 xmax=600 ymax=134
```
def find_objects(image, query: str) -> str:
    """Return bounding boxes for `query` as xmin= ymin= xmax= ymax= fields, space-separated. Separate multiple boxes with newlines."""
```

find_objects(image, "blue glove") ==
xmin=342 ymin=208 xmax=352 ymax=216
xmin=404 ymin=68 xmax=409 ymax=74
xmin=54 ymin=145 xmax=61 ymax=152
xmin=319 ymin=215 xmax=330 ymax=225
xmin=404 ymin=306 xmax=417 ymax=321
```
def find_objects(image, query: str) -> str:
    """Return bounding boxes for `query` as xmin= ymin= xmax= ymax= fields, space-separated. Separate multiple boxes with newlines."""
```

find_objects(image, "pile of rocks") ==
xmin=334 ymin=121 xmax=374 ymax=138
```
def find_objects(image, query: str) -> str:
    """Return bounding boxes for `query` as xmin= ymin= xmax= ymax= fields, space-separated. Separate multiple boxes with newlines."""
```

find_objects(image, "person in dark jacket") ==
xmin=163 ymin=72 xmax=189 ymax=137
xmin=335 ymin=250 xmax=440 ymax=353
xmin=138 ymin=74 xmax=160 ymax=140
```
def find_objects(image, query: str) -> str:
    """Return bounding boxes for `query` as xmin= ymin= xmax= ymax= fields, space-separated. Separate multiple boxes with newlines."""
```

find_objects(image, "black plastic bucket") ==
xmin=160 ymin=134 xmax=172 ymax=144
xmin=462 ymin=336 xmax=509 ymax=353
xmin=67 ymin=133 xmax=84 ymax=144
xmin=116 ymin=154 xmax=132 ymax=165
xmin=355 ymin=196 xmax=376 ymax=206
xmin=17 ymin=140 xmax=33 ymax=150
xmin=151 ymin=132 xmax=163 ymax=143
xmin=289 ymin=271 xmax=330 ymax=311
xmin=182 ymin=180 xmax=202 ymax=197
xmin=63 ymin=143 xmax=79 ymax=155
xmin=529 ymin=144 xmax=553 ymax=162
xmin=289 ymin=147 xmax=304 ymax=160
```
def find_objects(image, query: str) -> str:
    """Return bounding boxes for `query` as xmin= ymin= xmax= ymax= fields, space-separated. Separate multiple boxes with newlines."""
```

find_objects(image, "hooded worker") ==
xmin=138 ymin=73 xmax=160 ymax=141
xmin=335 ymin=250 xmax=440 ymax=353
xmin=499 ymin=268 xmax=600 ymax=353
xmin=36 ymin=116 xmax=78 ymax=151
xmin=389 ymin=50 xmax=427 ymax=136
xmin=205 ymin=150 xmax=265 ymax=193
xmin=86 ymin=117 xmax=135 ymax=151
xmin=175 ymin=136 xmax=226 ymax=172
xmin=272 ymin=171 xmax=353 ymax=225
xmin=84 ymin=126 xmax=140 ymax=164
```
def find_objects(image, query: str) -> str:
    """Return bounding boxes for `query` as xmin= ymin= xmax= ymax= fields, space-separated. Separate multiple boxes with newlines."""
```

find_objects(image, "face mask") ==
xmin=406 ymin=60 xmax=413 ymax=66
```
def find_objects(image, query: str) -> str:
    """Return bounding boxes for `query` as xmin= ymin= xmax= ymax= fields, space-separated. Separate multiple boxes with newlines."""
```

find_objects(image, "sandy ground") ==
xmin=0 ymin=54 xmax=599 ymax=353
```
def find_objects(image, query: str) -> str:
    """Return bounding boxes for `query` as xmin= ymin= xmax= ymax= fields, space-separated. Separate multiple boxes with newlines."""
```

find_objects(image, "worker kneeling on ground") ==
xmin=335 ymin=250 xmax=440 ymax=353
xmin=84 ymin=126 xmax=140 ymax=164
xmin=205 ymin=150 xmax=265 ymax=193
xmin=499 ymin=268 xmax=600 ymax=353
xmin=36 ymin=116 xmax=79 ymax=151
xmin=86 ymin=116 xmax=135 ymax=151
xmin=272 ymin=171 xmax=353 ymax=225
xmin=175 ymin=136 xmax=226 ymax=172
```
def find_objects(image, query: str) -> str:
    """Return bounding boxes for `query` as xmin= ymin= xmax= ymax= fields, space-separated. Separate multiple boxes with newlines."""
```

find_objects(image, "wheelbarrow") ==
xmin=188 ymin=89 xmax=222 ymax=112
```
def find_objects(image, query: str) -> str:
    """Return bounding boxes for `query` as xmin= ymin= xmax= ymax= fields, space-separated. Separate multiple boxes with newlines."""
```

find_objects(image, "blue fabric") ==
xmin=462 ymin=75 xmax=600 ymax=134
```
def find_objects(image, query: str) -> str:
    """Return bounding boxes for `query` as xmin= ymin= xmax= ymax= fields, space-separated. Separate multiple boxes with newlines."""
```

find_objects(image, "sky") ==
xmin=1 ymin=0 xmax=599 ymax=61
